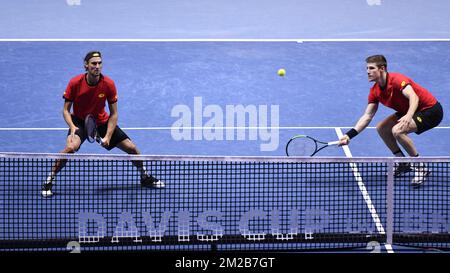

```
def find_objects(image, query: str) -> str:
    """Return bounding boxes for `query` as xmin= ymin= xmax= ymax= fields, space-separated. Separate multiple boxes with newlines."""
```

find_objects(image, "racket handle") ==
xmin=96 ymin=136 xmax=104 ymax=145
xmin=327 ymin=140 xmax=340 ymax=146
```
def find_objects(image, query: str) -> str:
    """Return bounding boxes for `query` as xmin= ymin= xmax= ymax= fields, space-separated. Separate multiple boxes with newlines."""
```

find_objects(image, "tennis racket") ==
xmin=285 ymin=135 xmax=340 ymax=157
xmin=84 ymin=114 xmax=103 ymax=144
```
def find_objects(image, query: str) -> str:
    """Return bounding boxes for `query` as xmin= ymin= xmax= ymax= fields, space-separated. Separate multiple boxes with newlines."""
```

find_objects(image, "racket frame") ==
xmin=285 ymin=135 xmax=339 ymax=157
xmin=84 ymin=114 xmax=102 ymax=144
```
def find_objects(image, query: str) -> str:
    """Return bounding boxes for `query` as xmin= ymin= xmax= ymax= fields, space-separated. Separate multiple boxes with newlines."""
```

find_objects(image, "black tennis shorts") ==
xmin=68 ymin=115 xmax=130 ymax=151
xmin=396 ymin=102 xmax=443 ymax=135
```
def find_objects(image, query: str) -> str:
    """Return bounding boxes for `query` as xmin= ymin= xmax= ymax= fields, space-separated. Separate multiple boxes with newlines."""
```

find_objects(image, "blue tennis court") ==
xmin=0 ymin=41 xmax=448 ymax=157
xmin=1 ymin=40 xmax=449 ymax=254
xmin=1 ymin=1 xmax=449 ymax=256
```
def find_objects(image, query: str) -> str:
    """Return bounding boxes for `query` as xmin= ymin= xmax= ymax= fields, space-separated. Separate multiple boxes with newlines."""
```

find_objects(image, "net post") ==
xmin=386 ymin=159 xmax=394 ymax=246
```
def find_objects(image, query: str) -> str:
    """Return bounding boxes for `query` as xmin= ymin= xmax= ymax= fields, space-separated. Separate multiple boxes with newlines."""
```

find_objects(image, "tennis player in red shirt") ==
xmin=339 ymin=55 xmax=443 ymax=186
xmin=42 ymin=51 xmax=164 ymax=197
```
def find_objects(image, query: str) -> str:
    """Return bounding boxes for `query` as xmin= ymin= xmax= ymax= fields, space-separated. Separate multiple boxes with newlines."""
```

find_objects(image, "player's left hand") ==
xmin=101 ymin=137 xmax=110 ymax=148
xmin=338 ymin=135 xmax=350 ymax=146
xmin=397 ymin=115 xmax=413 ymax=131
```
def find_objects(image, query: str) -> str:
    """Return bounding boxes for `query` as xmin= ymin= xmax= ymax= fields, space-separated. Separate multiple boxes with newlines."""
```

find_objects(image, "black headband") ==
xmin=84 ymin=51 xmax=102 ymax=63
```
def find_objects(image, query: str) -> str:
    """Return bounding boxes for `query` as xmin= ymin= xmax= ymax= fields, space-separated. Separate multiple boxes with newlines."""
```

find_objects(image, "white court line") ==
xmin=1 ymin=126 xmax=449 ymax=131
xmin=1 ymin=38 xmax=450 ymax=42
xmin=0 ymin=126 xmax=350 ymax=131
xmin=1 ymin=126 xmax=450 ymax=131
xmin=335 ymin=128 xmax=394 ymax=253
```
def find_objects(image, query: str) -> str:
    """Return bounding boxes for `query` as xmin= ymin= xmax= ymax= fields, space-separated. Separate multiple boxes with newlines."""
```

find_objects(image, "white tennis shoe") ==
xmin=411 ymin=163 xmax=430 ymax=187
xmin=41 ymin=182 xmax=54 ymax=197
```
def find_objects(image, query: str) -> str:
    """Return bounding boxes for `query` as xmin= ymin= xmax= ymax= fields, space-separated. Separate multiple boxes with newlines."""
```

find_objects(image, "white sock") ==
xmin=45 ymin=172 xmax=55 ymax=184
xmin=140 ymin=166 xmax=149 ymax=178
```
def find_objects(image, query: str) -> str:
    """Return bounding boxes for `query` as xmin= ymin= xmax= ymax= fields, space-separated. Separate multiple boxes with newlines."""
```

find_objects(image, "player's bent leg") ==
xmin=116 ymin=138 xmax=139 ymax=154
xmin=391 ymin=122 xmax=429 ymax=186
xmin=116 ymin=139 xmax=165 ymax=189
xmin=42 ymin=135 xmax=82 ymax=198
xmin=377 ymin=115 xmax=413 ymax=177
xmin=57 ymin=135 xmax=82 ymax=172
xmin=376 ymin=114 xmax=401 ymax=153
xmin=391 ymin=122 xmax=418 ymax=157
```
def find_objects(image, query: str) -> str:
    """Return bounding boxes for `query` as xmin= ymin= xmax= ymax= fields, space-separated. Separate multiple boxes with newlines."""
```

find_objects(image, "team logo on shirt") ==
xmin=401 ymin=81 xmax=406 ymax=87
xmin=98 ymin=93 xmax=105 ymax=98
xmin=417 ymin=116 xmax=422 ymax=123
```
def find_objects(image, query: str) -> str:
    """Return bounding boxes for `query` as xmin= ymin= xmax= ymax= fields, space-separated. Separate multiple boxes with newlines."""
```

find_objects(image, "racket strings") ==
xmin=85 ymin=116 xmax=97 ymax=142
xmin=287 ymin=137 xmax=317 ymax=156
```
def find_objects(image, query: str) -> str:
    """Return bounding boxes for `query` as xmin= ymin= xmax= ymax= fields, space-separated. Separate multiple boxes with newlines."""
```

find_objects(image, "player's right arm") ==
xmin=339 ymin=102 xmax=378 ymax=145
xmin=62 ymin=100 xmax=78 ymax=139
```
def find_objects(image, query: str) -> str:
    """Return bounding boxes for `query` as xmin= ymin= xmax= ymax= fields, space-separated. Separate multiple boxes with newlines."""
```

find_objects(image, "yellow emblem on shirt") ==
xmin=98 ymin=93 xmax=105 ymax=98
xmin=417 ymin=116 xmax=422 ymax=123
xmin=401 ymin=81 xmax=406 ymax=87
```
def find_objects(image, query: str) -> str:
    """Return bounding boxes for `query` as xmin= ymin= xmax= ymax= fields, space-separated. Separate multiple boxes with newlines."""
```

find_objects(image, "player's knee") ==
xmin=64 ymin=144 xmax=78 ymax=154
xmin=391 ymin=126 xmax=403 ymax=139
xmin=376 ymin=121 xmax=389 ymax=135
xmin=117 ymin=139 xmax=140 ymax=155
xmin=127 ymin=142 xmax=139 ymax=155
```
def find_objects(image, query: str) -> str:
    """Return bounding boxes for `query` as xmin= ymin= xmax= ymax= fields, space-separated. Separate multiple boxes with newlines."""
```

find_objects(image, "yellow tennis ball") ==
xmin=278 ymin=68 xmax=286 ymax=76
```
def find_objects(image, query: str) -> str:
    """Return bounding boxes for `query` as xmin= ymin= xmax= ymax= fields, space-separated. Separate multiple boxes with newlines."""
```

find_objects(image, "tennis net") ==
xmin=0 ymin=152 xmax=449 ymax=252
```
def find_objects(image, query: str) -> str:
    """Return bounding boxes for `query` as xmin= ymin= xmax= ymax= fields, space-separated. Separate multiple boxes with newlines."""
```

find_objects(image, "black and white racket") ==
xmin=84 ymin=114 xmax=103 ymax=144
xmin=285 ymin=135 xmax=339 ymax=157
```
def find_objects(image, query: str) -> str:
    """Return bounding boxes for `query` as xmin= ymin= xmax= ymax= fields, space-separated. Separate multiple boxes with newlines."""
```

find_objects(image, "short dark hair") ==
xmin=84 ymin=51 xmax=102 ymax=63
xmin=366 ymin=55 xmax=387 ymax=69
